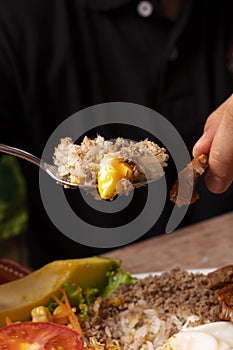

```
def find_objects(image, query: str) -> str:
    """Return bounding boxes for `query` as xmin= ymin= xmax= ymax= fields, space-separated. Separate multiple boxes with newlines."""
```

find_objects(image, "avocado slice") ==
xmin=0 ymin=256 xmax=120 ymax=326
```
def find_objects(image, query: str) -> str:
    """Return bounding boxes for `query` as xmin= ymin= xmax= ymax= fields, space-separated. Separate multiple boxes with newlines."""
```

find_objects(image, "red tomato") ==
xmin=0 ymin=322 xmax=82 ymax=350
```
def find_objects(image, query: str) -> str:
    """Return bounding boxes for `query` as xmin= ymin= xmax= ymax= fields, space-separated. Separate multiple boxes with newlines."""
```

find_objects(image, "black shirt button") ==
xmin=137 ymin=1 xmax=154 ymax=17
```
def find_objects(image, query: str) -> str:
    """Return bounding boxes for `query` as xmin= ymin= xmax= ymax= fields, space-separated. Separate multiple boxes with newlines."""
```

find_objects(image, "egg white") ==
xmin=163 ymin=321 xmax=233 ymax=350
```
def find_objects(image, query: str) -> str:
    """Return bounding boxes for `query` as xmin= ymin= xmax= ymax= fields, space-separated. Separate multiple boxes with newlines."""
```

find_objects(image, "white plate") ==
xmin=133 ymin=268 xmax=216 ymax=279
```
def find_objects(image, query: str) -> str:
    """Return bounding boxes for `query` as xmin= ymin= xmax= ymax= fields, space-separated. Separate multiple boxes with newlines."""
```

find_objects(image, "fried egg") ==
xmin=163 ymin=321 xmax=233 ymax=350
xmin=97 ymin=154 xmax=133 ymax=200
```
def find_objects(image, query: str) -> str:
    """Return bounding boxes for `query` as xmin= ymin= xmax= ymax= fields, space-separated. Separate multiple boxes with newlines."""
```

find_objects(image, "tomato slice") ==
xmin=0 ymin=322 xmax=82 ymax=350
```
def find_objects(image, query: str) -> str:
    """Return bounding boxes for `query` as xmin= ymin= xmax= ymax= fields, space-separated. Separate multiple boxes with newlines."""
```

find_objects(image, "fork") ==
xmin=0 ymin=143 xmax=155 ymax=191
xmin=0 ymin=143 xmax=88 ymax=188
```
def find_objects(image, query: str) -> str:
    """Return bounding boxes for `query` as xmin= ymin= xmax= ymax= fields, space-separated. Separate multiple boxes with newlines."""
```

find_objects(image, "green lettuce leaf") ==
xmin=102 ymin=268 xmax=137 ymax=298
xmin=47 ymin=263 xmax=136 ymax=322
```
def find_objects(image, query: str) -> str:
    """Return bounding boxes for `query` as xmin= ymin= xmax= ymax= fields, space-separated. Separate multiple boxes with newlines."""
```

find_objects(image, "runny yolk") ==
xmin=97 ymin=157 xmax=133 ymax=200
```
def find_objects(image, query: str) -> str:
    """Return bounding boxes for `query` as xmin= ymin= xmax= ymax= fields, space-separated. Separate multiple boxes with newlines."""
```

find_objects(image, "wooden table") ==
xmin=102 ymin=211 xmax=233 ymax=274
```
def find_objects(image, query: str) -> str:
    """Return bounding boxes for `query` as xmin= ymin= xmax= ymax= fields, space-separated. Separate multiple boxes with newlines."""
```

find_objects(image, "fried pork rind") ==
xmin=216 ymin=284 xmax=233 ymax=322
xmin=206 ymin=265 xmax=233 ymax=322
xmin=170 ymin=154 xmax=208 ymax=207
xmin=207 ymin=265 xmax=233 ymax=289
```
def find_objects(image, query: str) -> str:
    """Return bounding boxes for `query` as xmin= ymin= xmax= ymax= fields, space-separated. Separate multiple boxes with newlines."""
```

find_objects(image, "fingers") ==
xmin=206 ymin=95 xmax=233 ymax=193
xmin=193 ymin=98 xmax=229 ymax=157
xmin=193 ymin=95 xmax=233 ymax=194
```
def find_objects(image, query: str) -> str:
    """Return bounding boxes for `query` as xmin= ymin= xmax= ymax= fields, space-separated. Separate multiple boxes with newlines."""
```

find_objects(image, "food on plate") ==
xmin=207 ymin=265 xmax=233 ymax=322
xmin=0 ymin=256 xmax=119 ymax=326
xmin=162 ymin=321 xmax=233 ymax=350
xmin=82 ymin=267 xmax=221 ymax=349
xmin=170 ymin=154 xmax=208 ymax=207
xmin=216 ymin=285 xmax=233 ymax=322
xmin=53 ymin=135 xmax=169 ymax=200
xmin=0 ymin=322 xmax=82 ymax=350
xmin=1 ymin=261 xmax=233 ymax=349
xmin=207 ymin=265 xmax=233 ymax=289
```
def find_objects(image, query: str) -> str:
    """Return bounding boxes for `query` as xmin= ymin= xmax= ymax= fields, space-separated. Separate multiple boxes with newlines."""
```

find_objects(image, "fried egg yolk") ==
xmin=97 ymin=155 xmax=133 ymax=200
xmin=163 ymin=321 xmax=233 ymax=350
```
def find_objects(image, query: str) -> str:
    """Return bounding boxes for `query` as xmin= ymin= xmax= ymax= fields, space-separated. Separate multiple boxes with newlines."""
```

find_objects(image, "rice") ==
xmin=108 ymin=307 xmax=181 ymax=350
xmin=82 ymin=267 xmax=220 ymax=350
xmin=53 ymin=136 xmax=169 ymax=198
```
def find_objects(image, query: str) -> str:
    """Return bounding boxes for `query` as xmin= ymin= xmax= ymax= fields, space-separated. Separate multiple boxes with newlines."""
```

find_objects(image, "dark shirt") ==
xmin=0 ymin=0 xmax=232 ymax=268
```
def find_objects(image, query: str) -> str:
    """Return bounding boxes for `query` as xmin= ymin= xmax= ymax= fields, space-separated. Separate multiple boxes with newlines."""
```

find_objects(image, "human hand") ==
xmin=193 ymin=94 xmax=233 ymax=194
